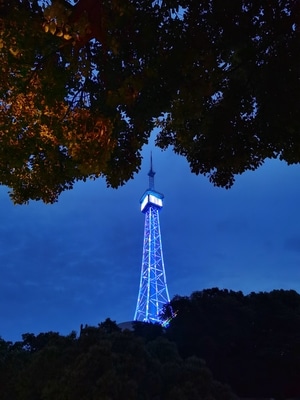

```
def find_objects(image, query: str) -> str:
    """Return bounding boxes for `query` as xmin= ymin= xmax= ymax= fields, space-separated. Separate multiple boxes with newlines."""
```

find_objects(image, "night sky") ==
xmin=1 ymin=135 xmax=300 ymax=342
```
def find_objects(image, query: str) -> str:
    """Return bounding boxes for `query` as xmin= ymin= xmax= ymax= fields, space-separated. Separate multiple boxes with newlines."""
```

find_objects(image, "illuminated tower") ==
xmin=134 ymin=156 xmax=170 ymax=324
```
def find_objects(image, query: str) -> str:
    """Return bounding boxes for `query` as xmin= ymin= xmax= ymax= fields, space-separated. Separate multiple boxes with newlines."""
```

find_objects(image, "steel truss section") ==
xmin=134 ymin=205 xmax=170 ymax=323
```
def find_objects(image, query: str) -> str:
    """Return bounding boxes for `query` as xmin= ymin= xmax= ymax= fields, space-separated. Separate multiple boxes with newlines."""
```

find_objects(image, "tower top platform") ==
xmin=140 ymin=154 xmax=164 ymax=212
xmin=140 ymin=189 xmax=164 ymax=212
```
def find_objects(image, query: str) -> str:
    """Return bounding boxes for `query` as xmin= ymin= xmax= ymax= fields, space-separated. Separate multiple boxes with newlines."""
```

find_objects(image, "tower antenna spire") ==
xmin=148 ymin=151 xmax=155 ymax=190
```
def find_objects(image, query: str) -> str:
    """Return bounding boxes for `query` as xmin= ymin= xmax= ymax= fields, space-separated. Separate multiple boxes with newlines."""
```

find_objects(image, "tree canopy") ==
xmin=163 ymin=288 xmax=300 ymax=398
xmin=0 ymin=318 xmax=236 ymax=400
xmin=1 ymin=0 xmax=299 ymax=203
xmin=2 ymin=290 xmax=300 ymax=397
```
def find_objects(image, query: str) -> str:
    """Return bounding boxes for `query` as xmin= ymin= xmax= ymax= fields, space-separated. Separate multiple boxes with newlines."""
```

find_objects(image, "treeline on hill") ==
xmin=1 ymin=289 xmax=300 ymax=399
xmin=164 ymin=288 xmax=300 ymax=398
xmin=0 ymin=318 xmax=235 ymax=400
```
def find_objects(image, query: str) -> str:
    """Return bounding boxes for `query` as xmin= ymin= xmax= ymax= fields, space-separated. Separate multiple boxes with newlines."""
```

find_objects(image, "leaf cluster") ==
xmin=0 ymin=318 xmax=236 ymax=400
xmin=0 ymin=0 xmax=300 ymax=202
xmin=164 ymin=288 xmax=300 ymax=398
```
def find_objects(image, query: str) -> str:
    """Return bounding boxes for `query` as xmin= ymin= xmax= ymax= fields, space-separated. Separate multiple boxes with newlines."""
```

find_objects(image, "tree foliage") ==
xmin=164 ymin=288 xmax=300 ymax=398
xmin=0 ymin=0 xmax=299 ymax=203
xmin=2 ymin=290 xmax=300 ymax=397
xmin=0 ymin=319 xmax=236 ymax=400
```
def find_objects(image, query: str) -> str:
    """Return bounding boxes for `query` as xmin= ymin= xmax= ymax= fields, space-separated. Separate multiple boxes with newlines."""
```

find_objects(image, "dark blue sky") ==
xmin=1 ymin=137 xmax=300 ymax=342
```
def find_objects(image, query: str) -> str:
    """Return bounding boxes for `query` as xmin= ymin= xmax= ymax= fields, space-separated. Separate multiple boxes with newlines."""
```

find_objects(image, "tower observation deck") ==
xmin=134 ymin=156 xmax=170 ymax=324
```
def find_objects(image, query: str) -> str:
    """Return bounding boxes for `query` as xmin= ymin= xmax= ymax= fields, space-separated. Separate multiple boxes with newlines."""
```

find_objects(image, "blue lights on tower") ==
xmin=134 ymin=156 xmax=170 ymax=324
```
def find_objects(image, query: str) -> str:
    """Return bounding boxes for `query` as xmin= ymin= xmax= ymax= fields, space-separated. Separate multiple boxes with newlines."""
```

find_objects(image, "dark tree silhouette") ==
xmin=164 ymin=288 xmax=300 ymax=398
xmin=0 ymin=319 xmax=236 ymax=400
xmin=1 ymin=0 xmax=299 ymax=203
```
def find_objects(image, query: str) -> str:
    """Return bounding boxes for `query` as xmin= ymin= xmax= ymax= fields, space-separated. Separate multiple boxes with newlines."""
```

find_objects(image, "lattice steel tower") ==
xmin=134 ymin=156 xmax=170 ymax=324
